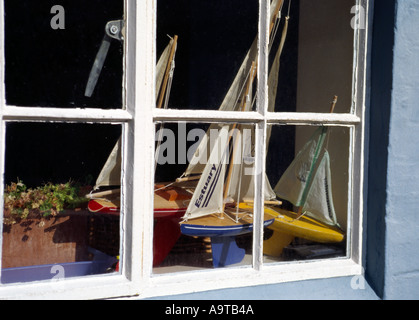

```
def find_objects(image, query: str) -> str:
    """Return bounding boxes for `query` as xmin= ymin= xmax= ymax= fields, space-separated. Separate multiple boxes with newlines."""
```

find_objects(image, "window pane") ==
xmin=273 ymin=0 xmax=355 ymax=113
xmin=152 ymin=122 xmax=271 ymax=273
xmin=4 ymin=1 xmax=124 ymax=108
xmin=2 ymin=122 xmax=122 ymax=284
xmin=156 ymin=0 xmax=259 ymax=111
xmin=263 ymin=124 xmax=349 ymax=262
xmin=156 ymin=0 xmax=355 ymax=113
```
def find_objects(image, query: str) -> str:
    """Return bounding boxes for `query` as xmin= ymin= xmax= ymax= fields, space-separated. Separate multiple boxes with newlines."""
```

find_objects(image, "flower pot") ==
xmin=2 ymin=212 xmax=90 ymax=269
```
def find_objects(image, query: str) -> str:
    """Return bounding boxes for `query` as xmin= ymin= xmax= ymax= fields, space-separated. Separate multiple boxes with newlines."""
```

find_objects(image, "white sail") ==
xmin=183 ymin=0 xmax=285 ymax=213
xmin=302 ymin=150 xmax=338 ymax=226
xmin=274 ymin=127 xmax=339 ymax=226
xmin=274 ymin=127 xmax=327 ymax=206
xmin=226 ymin=126 xmax=276 ymax=203
xmin=226 ymin=16 xmax=287 ymax=204
xmin=93 ymin=38 xmax=177 ymax=190
xmin=183 ymin=40 xmax=257 ymax=177
xmin=156 ymin=38 xmax=175 ymax=101
xmin=184 ymin=0 xmax=282 ymax=178
xmin=94 ymin=138 xmax=122 ymax=189
xmin=184 ymin=125 xmax=230 ymax=220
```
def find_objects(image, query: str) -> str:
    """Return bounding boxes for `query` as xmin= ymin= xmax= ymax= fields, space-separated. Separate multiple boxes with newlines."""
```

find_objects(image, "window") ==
xmin=0 ymin=0 xmax=369 ymax=299
xmin=0 ymin=0 xmax=136 ymax=299
xmin=148 ymin=0 xmax=367 ymax=295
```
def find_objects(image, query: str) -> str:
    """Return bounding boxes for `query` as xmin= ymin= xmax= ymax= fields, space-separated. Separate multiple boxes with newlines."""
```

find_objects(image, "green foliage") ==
xmin=3 ymin=180 xmax=89 ymax=225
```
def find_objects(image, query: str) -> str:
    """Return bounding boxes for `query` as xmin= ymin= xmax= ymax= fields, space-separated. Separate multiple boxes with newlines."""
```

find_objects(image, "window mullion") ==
xmin=252 ymin=0 xmax=270 ymax=271
xmin=0 ymin=121 xmax=4 ymax=273
xmin=0 ymin=0 xmax=4 ymax=110
xmin=125 ymin=0 xmax=155 ymax=286
xmin=0 ymin=0 xmax=5 ymax=275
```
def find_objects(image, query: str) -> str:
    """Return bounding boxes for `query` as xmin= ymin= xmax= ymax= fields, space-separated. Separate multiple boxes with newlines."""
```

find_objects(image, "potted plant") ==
xmin=2 ymin=180 xmax=92 ymax=269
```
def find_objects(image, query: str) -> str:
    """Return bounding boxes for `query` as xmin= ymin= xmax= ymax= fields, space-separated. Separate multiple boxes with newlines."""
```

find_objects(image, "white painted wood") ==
xmin=252 ymin=0 xmax=270 ymax=271
xmin=266 ymin=112 xmax=361 ymax=125
xmin=0 ymin=0 xmax=4 ymax=109
xmin=0 ymin=0 xmax=5 ymax=275
xmin=0 ymin=275 xmax=139 ymax=300
xmin=2 ymin=106 xmax=132 ymax=122
xmin=153 ymin=109 xmax=360 ymax=125
xmin=0 ymin=0 xmax=141 ymax=299
xmin=128 ymin=0 xmax=156 ymax=287
xmin=153 ymin=108 xmax=265 ymax=122
xmin=142 ymin=258 xmax=363 ymax=299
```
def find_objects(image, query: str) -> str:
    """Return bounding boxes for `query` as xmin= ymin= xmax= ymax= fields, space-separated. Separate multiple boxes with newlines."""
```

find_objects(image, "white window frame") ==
xmin=0 ymin=0 xmax=370 ymax=299
xmin=0 ymin=0 xmax=142 ymax=300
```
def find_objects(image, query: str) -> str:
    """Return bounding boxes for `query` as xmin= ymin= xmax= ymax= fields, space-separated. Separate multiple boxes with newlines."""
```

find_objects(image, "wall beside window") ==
xmin=367 ymin=0 xmax=419 ymax=300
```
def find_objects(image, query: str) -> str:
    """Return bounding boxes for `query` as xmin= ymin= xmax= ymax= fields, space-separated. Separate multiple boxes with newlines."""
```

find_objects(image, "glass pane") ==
xmin=4 ymin=1 xmax=124 ymax=108
xmin=263 ymin=124 xmax=348 ymax=263
xmin=156 ymin=0 xmax=259 ymax=110
xmin=152 ymin=122 xmax=269 ymax=273
xmin=272 ymin=0 xmax=356 ymax=113
xmin=2 ymin=122 xmax=122 ymax=284
xmin=156 ymin=0 xmax=355 ymax=113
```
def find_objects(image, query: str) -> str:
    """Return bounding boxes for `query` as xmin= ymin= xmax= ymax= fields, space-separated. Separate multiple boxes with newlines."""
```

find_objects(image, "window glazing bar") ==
xmin=2 ymin=106 xmax=133 ymax=122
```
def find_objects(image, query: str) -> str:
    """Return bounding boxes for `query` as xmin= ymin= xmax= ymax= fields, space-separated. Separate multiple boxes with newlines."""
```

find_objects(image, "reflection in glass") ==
xmin=264 ymin=125 xmax=348 ymax=262
xmin=157 ymin=0 xmax=260 ymax=110
xmin=157 ymin=0 xmax=355 ymax=113
xmin=294 ymin=0 xmax=355 ymax=113
xmin=2 ymin=123 xmax=122 ymax=284
xmin=4 ymin=0 xmax=124 ymax=108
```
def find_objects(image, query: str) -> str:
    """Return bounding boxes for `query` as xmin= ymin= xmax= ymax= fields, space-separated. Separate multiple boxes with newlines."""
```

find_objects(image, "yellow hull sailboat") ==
xmin=262 ymin=96 xmax=345 ymax=257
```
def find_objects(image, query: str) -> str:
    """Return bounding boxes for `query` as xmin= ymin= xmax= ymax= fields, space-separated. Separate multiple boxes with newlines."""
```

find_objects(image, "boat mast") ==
xmin=221 ymin=0 xmax=285 ymax=216
xmin=155 ymin=36 xmax=178 ymax=172
xmin=296 ymin=95 xmax=338 ymax=218
xmin=222 ymin=61 xmax=257 ymax=217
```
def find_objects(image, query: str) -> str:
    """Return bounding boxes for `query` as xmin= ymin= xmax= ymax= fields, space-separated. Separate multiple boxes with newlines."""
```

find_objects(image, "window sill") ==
xmin=0 ymin=273 xmax=138 ymax=300
xmin=141 ymin=257 xmax=362 ymax=299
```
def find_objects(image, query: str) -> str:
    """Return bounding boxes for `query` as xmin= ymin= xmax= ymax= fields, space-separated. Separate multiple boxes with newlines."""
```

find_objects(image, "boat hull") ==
xmin=266 ymin=207 xmax=344 ymax=243
xmin=180 ymin=214 xmax=274 ymax=237
xmin=180 ymin=207 xmax=274 ymax=267
xmin=88 ymin=198 xmax=120 ymax=215
xmin=263 ymin=207 xmax=344 ymax=257
xmin=87 ymin=186 xmax=191 ymax=267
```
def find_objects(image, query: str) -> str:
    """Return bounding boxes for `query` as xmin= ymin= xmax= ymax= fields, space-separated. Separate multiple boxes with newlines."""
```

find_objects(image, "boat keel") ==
xmin=153 ymin=217 xmax=181 ymax=266
xmin=263 ymin=230 xmax=294 ymax=257
xmin=210 ymin=236 xmax=245 ymax=268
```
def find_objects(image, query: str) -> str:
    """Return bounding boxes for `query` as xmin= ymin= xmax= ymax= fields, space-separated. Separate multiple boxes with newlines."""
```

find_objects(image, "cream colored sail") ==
xmin=183 ymin=38 xmax=258 ymax=177
xmin=225 ymin=126 xmax=277 ymax=203
xmin=225 ymin=17 xmax=289 ymax=204
xmin=274 ymin=127 xmax=339 ymax=227
xmin=182 ymin=0 xmax=285 ymax=217
xmin=156 ymin=38 xmax=175 ymax=102
xmin=184 ymin=0 xmax=283 ymax=178
xmin=94 ymin=138 xmax=122 ymax=189
xmin=301 ymin=150 xmax=338 ymax=226
xmin=184 ymin=125 xmax=230 ymax=220
xmin=93 ymin=38 xmax=177 ymax=190
xmin=184 ymin=0 xmax=283 ymax=219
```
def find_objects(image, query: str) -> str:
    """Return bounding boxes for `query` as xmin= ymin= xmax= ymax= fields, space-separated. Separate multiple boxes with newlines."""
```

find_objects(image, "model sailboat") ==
xmin=86 ymin=36 xmax=188 ymax=266
xmin=263 ymin=97 xmax=345 ymax=257
xmin=178 ymin=0 xmax=289 ymax=267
